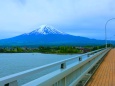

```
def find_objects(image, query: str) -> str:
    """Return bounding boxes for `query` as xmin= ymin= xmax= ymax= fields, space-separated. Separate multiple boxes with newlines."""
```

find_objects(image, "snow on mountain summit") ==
xmin=29 ymin=25 xmax=66 ymax=35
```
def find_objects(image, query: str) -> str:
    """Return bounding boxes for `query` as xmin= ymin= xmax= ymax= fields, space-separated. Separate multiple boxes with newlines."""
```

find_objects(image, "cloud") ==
xmin=0 ymin=0 xmax=115 ymax=39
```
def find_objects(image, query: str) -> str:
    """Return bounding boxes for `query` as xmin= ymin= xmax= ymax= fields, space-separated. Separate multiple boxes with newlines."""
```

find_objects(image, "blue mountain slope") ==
xmin=0 ymin=25 xmax=104 ymax=46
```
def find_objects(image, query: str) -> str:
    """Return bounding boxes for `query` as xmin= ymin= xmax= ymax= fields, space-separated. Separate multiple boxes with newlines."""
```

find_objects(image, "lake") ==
xmin=0 ymin=53 xmax=80 ymax=85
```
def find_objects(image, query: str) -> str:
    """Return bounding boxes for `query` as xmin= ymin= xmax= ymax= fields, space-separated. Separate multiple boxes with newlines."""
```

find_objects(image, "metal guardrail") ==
xmin=0 ymin=48 xmax=110 ymax=86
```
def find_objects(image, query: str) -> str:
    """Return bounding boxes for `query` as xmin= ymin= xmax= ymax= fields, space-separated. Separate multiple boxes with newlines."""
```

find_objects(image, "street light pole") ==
xmin=105 ymin=18 xmax=115 ymax=48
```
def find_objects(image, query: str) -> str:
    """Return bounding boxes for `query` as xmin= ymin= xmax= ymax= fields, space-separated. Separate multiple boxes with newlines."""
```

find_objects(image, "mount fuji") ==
xmin=0 ymin=25 xmax=104 ymax=46
xmin=28 ymin=25 xmax=66 ymax=35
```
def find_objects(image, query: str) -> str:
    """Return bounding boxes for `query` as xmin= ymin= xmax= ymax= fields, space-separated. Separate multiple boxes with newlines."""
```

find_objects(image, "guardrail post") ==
xmin=92 ymin=52 xmax=94 ymax=55
xmin=87 ymin=54 xmax=90 ymax=57
xmin=5 ymin=80 xmax=18 ymax=86
xmin=79 ymin=57 xmax=82 ymax=61
xmin=61 ymin=63 xmax=66 ymax=69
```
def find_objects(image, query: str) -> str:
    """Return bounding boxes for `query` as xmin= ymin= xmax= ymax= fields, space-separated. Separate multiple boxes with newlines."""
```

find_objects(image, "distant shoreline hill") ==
xmin=0 ymin=25 xmax=105 ymax=47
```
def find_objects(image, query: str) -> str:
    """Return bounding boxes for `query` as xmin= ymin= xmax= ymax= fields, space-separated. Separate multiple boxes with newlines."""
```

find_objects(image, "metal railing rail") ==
xmin=0 ymin=48 xmax=109 ymax=86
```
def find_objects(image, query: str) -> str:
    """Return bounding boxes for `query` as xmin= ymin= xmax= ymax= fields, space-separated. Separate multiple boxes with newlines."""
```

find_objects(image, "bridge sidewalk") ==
xmin=86 ymin=49 xmax=115 ymax=86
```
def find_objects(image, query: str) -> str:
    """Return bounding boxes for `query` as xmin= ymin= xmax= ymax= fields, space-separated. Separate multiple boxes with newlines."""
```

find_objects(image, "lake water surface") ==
xmin=0 ymin=53 xmax=80 ymax=85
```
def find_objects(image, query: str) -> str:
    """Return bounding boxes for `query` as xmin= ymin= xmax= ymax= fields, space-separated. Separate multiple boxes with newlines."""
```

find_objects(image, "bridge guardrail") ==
xmin=0 ymin=48 xmax=110 ymax=86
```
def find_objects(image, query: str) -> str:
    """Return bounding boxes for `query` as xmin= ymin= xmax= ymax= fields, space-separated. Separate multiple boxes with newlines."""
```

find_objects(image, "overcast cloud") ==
xmin=0 ymin=0 xmax=115 ymax=40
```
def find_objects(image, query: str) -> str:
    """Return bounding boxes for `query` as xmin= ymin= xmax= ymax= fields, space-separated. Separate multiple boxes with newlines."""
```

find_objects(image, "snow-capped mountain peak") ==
xmin=28 ymin=25 xmax=66 ymax=35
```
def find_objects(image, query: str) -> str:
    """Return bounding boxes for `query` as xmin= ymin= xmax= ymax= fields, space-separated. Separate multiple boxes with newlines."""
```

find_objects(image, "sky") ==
xmin=0 ymin=0 xmax=115 ymax=40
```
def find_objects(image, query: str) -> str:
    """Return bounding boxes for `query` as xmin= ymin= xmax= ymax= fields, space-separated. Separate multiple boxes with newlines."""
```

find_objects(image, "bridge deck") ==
xmin=86 ymin=49 xmax=115 ymax=86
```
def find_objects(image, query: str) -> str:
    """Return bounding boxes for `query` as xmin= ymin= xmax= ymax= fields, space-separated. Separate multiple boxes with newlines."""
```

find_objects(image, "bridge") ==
xmin=86 ymin=49 xmax=115 ymax=86
xmin=0 ymin=48 xmax=112 ymax=86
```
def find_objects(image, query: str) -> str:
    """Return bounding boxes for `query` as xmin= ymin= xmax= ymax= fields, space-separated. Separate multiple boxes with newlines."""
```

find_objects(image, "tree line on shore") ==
xmin=0 ymin=45 xmax=107 ymax=54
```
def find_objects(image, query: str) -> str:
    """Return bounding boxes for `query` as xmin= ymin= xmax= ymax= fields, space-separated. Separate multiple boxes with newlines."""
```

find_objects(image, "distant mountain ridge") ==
xmin=0 ymin=25 xmax=105 ymax=46
xmin=25 ymin=25 xmax=67 ymax=35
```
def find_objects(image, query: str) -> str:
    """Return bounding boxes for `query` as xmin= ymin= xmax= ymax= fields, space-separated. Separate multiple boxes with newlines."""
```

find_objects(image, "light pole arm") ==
xmin=105 ymin=18 xmax=115 ymax=48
